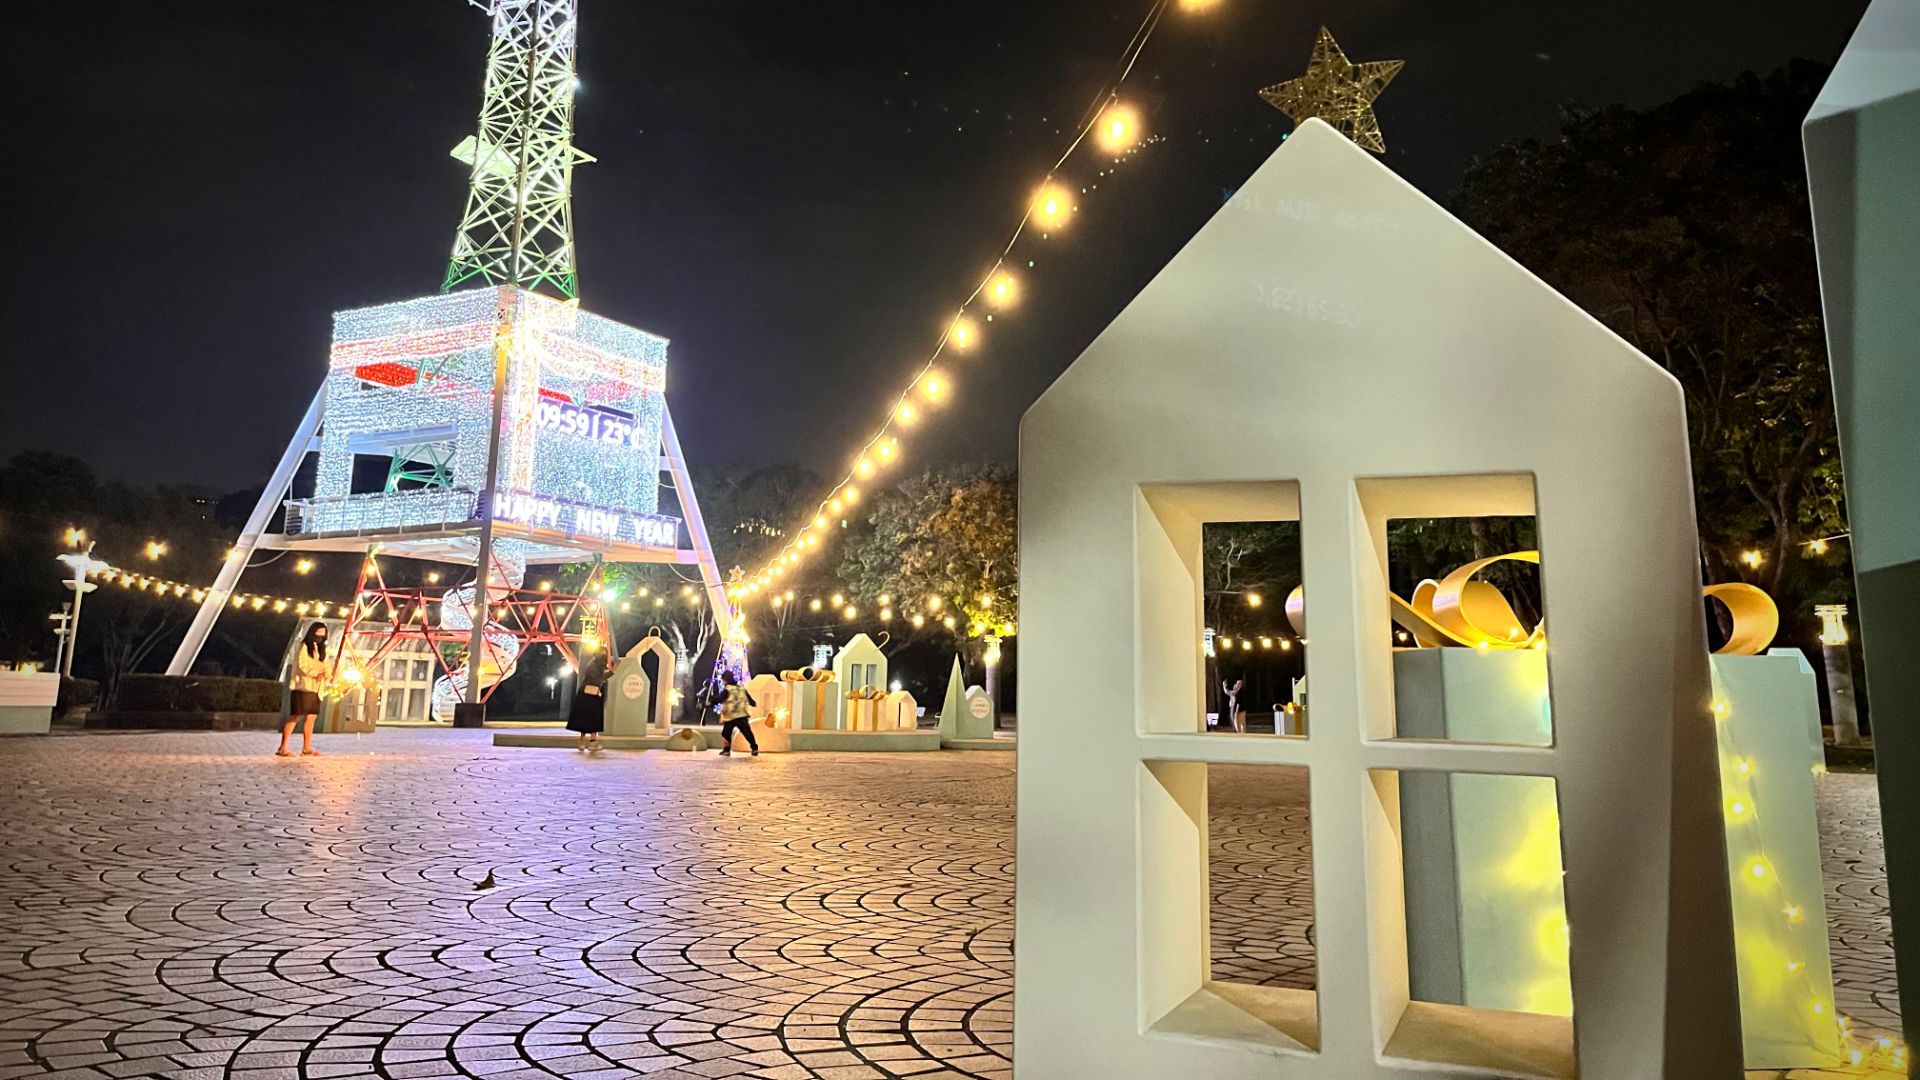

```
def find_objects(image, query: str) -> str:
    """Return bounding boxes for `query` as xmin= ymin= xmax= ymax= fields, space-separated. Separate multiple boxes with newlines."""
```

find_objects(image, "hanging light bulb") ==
xmin=986 ymin=271 xmax=1019 ymax=309
xmin=1031 ymin=182 xmax=1074 ymax=230
xmin=948 ymin=315 xmax=979 ymax=352
xmin=920 ymin=370 xmax=947 ymax=403
xmin=1096 ymin=102 xmax=1142 ymax=153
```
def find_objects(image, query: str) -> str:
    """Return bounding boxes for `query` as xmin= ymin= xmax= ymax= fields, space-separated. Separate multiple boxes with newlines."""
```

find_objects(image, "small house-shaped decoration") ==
xmin=883 ymin=689 xmax=919 ymax=731
xmin=745 ymin=672 xmax=787 ymax=721
xmin=607 ymin=634 xmax=675 ymax=736
xmin=830 ymin=633 xmax=887 ymax=729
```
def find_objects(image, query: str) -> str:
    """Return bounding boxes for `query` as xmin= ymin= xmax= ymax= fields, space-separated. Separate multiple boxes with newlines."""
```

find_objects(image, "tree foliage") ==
xmin=0 ymin=451 xmax=278 ymax=700
xmin=839 ymin=464 xmax=1017 ymax=646
xmin=1451 ymin=63 xmax=1848 ymax=630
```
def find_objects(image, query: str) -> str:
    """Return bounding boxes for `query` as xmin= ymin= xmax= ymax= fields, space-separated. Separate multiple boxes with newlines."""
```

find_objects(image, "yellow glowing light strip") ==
xmin=731 ymin=0 xmax=1198 ymax=605
xmin=89 ymin=560 xmax=356 ymax=618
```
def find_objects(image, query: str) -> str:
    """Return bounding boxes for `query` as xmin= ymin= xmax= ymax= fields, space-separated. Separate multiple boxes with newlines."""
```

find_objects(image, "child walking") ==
xmin=717 ymin=670 xmax=758 ymax=757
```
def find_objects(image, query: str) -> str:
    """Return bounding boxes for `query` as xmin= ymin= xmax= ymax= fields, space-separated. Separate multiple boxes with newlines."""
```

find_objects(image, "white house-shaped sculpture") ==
xmin=1015 ymin=120 xmax=1741 ymax=1078
xmin=745 ymin=672 xmax=786 ymax=720
xmin=607 ymin=633 xmax=675 ymax=736
xmin=830 ymin=633 xmax=887 ymax=730
xmin=1805 ymin=0 xmax=1920 ymax=1037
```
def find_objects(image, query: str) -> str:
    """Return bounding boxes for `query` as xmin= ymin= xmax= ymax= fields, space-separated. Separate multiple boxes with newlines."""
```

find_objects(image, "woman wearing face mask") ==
xmin=281 ymin=622 xmax=330 ymax=757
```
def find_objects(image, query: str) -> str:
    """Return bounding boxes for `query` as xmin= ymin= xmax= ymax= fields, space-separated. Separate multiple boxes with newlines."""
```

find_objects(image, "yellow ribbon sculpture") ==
xmin=1286 ymin=551 xmax=1778 ymax=656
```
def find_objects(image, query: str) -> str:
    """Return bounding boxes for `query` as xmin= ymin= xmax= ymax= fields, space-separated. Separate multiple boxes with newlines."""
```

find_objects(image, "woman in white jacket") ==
xmin=282 ymin=622 xmax=330 ymax=757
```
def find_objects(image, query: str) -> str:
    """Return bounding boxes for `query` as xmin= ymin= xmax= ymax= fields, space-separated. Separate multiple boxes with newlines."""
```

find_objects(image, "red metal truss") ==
xmin=332 ymin=557 xmax=610 ymax=704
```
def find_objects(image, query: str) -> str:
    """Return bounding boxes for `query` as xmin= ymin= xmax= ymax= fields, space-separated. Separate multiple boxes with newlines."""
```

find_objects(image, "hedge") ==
xmin=58 ymin=676 xmax=99 ymax=709
xmin=115 ymin=674 xmax=283 ymax=714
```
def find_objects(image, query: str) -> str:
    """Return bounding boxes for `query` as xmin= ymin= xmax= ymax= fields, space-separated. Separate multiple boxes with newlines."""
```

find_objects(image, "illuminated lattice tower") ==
xmin=444 ymin=0 xmax=588 ymax=298
xmin=166 ymin=0 xmax=733 ymax=720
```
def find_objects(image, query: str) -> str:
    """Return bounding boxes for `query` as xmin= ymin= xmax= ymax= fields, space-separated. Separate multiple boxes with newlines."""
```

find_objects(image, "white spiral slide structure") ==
xmin=431 ymin=547 xmax=528 ymax=722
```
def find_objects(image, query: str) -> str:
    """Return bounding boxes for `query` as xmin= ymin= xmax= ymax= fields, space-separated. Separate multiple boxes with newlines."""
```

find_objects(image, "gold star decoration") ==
xmin=1258 ymin=27 xmax=1403 ymax=154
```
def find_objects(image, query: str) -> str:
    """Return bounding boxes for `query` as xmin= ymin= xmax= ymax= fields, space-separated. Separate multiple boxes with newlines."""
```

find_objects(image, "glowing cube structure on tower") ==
xmin=284 ymin=286 xmax=682 ymax=563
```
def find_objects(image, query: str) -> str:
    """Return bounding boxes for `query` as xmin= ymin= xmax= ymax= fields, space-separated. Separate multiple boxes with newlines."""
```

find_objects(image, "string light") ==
xmin=1740 ymin=548 xmax=1766 ymax=569
xmin=1031 ymin=183 xmax=1074 ymax=230
xmin=1095 ymin=102 xmax=1142 ymax=153
xmin=729 ymin=0 xmax=1188 ymax=600
xmin=986 ymin=271 xmax=1019 ymax=309
xmin=948 ymin=316 xmax=979 ymax=352
xmin=87 ymin=557 xmax=356 ymax=619
xmin=295 ymin=558 xmax=315 ymax=574
xmin=144 ymin=540 xmax=168 ymax=560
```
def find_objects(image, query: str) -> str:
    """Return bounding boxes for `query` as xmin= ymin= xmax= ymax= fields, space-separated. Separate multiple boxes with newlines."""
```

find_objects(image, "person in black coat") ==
xmin=566 ymin=652 xmax=608 ymax=752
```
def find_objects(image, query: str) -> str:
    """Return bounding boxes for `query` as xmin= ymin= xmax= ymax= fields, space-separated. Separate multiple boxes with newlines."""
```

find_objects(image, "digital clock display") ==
xmin=535 ymin=396 xmax=638 ymax=447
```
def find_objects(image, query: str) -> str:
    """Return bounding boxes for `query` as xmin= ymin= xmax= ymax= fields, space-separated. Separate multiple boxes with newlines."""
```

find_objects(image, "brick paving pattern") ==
xmin=0 ymin=730 xmax=1899 ymax=1079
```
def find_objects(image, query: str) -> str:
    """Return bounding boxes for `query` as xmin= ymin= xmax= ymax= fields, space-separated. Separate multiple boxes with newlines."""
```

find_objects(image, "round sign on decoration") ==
xmin=621 ymin=673 xmax=644 ymax=700
xmin=968 ymin=696 xmax=991 ymax=719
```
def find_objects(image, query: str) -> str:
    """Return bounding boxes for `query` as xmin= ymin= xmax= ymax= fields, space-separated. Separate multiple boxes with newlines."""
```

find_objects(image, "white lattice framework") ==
xmin=444 ymin=0 xmax=590 ymax=299
xmin=165 ymin=0 xmax=738 ymax=690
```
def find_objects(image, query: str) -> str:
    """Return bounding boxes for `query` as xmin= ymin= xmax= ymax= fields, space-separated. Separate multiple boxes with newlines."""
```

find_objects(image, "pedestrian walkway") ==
xmin=0 ymin=729 xmax=1899 ymax=1078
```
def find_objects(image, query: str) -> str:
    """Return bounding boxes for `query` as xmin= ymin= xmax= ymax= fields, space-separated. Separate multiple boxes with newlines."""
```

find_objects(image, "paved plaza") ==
xmin=0 ymin=729 xmax=1899 ymax=1079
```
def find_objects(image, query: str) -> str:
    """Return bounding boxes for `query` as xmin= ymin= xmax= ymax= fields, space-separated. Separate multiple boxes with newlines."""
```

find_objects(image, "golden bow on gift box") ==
xmin=1285 ymin=551 xmax=1779 ymax=656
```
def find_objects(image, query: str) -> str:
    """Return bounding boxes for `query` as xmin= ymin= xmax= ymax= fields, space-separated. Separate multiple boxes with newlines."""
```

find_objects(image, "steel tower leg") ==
xmin=166 ymin=384 xmax=327 ymax=675
xmin=660 ymin=407 xmax=732 ymax=639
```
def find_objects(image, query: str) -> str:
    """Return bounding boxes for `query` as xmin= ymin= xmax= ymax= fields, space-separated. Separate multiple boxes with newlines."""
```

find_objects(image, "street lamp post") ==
xmin=54 ymin=544 xmax=106 ymax=680
xmin=49 ymin=604 xmax=73 ymax=676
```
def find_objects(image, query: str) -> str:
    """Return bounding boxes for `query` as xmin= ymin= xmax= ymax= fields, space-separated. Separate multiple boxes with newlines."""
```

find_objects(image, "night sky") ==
xmin=4 ymin=0 xmax=1870 ymax=492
